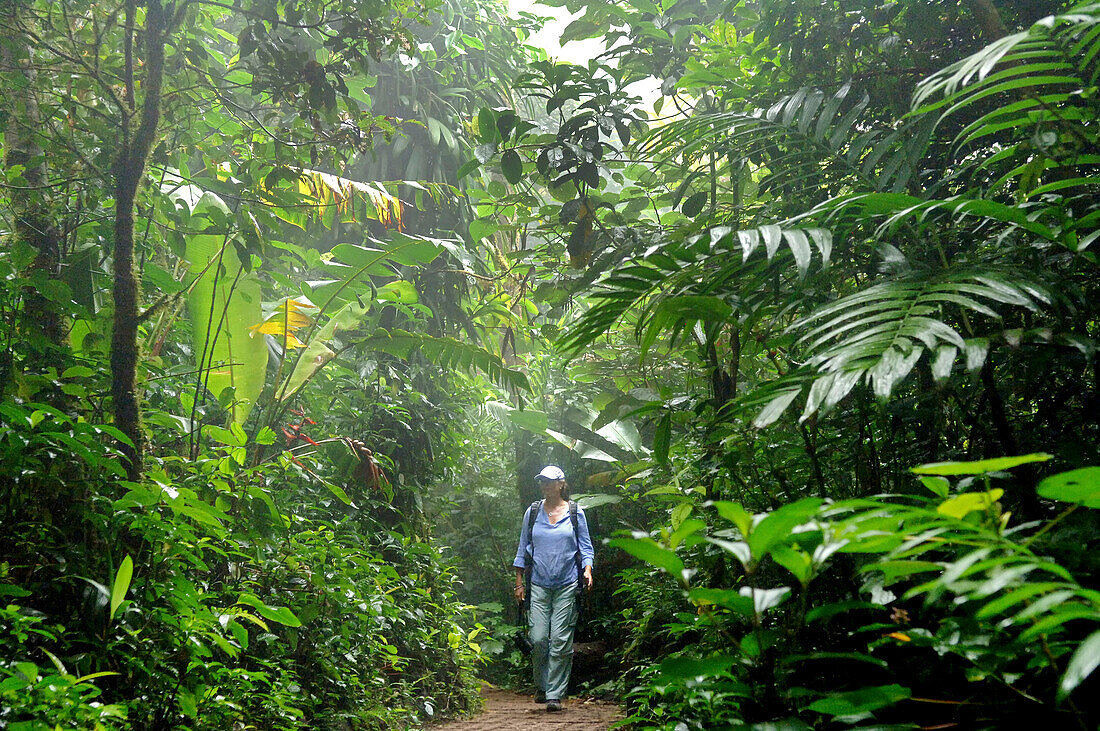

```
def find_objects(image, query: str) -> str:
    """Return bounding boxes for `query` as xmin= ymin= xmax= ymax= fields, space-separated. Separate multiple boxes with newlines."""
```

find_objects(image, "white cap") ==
xmin=536 ymin=465 xmax=565 ymax=481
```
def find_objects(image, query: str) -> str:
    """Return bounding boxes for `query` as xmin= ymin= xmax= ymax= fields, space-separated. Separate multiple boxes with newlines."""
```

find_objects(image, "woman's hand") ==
xmin=583 ymin=565 xmax=594 ymax=591
xmin=514 ymin=583 xmax=525 ymax=603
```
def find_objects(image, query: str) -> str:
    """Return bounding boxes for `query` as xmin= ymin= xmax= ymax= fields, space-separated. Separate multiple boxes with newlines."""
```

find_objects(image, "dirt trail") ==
xmin=431 ymin=686 xmax=623 ymax=730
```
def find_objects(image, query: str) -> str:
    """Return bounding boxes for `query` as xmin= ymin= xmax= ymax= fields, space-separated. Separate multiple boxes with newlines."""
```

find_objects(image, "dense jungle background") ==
xmin=2 ymin=0 xmax=1100 ymax=728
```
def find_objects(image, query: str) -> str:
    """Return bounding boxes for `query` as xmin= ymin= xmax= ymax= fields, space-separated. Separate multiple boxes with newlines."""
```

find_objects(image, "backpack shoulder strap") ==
xmin=569 ymin=501 xmax=582 ymax=560
xmin=569 ymin=501 xmax=584 ymax=589
xmin=527 ymin=500 xmax=542 ymax=553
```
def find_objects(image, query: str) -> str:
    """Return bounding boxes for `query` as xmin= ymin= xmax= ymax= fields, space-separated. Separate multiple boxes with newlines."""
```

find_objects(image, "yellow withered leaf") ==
xmin=249 ymin=299 xmax=314 ymax=348
xmin=291 ymin=168 xmax=404 ymax=230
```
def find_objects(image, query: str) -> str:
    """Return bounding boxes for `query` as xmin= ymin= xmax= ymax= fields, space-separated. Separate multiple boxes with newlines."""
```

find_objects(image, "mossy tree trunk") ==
xmin=111 ymin=0 xmax=167 ymax=479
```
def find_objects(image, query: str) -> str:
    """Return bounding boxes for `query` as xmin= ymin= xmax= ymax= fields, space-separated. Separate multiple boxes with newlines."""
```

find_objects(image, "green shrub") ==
xmin=613 ymin=456 xmax=1100 ymax=729
xmin=0 ymin=399 xmax=483 ymax=730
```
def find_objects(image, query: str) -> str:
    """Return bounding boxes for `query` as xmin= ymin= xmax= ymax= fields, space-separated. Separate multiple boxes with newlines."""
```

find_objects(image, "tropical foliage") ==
xmin=0 ymin=0 xmax=535 ymax=726
xmin=463 ymin=0 xmax=1100 ymax=727
xmin=3 ymin=0 xmax=1100 ymax=729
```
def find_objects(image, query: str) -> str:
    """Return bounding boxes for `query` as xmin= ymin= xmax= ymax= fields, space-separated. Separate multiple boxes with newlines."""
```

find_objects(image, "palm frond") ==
xmin=914 ymin=4 xmax=1100 ymax=115
xmin=645 ymin=84 xmax=933 ymax=196
xmin=752 ymin=272 xmax=1045 ymax=425
xmin=912 ymin=4 xmax=1100 ymax=194
xmin=357 ymin=328 xmax=530 ymax=394
xmin=256 ymin=168 xmax=407 ymax=230
xmin=560 ymin=225 xmax=833 ymax=356
xmin=796 ymin=192 xmax=1076 ymax=251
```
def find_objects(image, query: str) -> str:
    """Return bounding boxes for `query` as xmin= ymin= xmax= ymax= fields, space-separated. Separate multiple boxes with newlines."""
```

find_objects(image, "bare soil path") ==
xmin=432 ymin=685 xmax=623 ymax=731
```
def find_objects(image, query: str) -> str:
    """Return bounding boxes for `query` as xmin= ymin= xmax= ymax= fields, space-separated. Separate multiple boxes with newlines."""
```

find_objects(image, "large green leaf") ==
xmin=913 ymin=453 xmax=1052 ymax=476
xmin=186 ymin=232 xmax=268 ymax=425
xmin=712 ymin=501 xmax=754 ymax=537
xmin=741 ymin=586 xmax=791 ymax=615
xmin=109 ymin=555 xmax=134 ymax=623
xmin=508 ymin=409 xmax=550 ymax=433
xmin=594 ymin=418 xmax=647 ymax=456
xmin=609 ymin=536 xmax=685 ymax=577
xmin=936 ymin=489 xmax=1004 ymax=519
xmin=236 ymin=593 xmax=302 ymax=627
xmin=1037 ymin=467 xmax=1100 ymax=507
xmin=706 ymin=537 xmax=753 ymax=568
xmin=545 ymin=428 xmax=618 ymax=463
xmin=688 ymin=587 xmax=755 ymax=616
xmin=573 ymin=493 xmax=622 ymax=509
xmin=807 ymin=684 xmax=911 ymax=717
xmin=748 ymin=498 xmax=823 ymax=558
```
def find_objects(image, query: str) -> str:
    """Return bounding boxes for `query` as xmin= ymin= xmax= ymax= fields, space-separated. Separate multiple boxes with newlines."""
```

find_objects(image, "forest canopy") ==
xmin=1 ymin=0 xmax=1098 ymax=729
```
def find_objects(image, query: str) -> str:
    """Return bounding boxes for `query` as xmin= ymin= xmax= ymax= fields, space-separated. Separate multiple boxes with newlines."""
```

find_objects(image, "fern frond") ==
xmin=749 ymin=272 xmax=1045 ymax=425
xmin=357 ymin=329 xmax=530 ymax=393
xmin=561 ymin=225 xmax=833 ymax=356
xmin=913 ymin=4 xmax=1100 ymax=170
xmin=645 ymin=84 xmax=931 ymax=195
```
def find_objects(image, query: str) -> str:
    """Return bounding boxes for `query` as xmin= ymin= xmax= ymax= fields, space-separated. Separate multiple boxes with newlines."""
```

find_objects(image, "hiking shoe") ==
xmin=546 ymin=699 xmax=562 ymax=712
xmin=535 ymin=690 xmax=545 ymax=703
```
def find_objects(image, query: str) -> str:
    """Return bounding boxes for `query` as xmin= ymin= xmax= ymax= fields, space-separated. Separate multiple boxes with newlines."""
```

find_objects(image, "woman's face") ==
xmin=539 ymin=478 xmax=564 ymax=497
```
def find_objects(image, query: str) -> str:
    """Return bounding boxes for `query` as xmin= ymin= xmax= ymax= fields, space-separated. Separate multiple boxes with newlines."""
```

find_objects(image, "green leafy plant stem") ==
xmin=191 ymin=256 xmax=244 ymax=458
xmin=187 ymin=231 xmax=229 ymax=455
xmin=1024 ymin=504 xmax=1080 ymax=548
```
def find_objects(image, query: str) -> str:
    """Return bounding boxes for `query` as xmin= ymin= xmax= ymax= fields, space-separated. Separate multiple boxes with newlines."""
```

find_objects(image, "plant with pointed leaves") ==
xmin=562 ymin=4 xmax=1100 ymax=439
xmin=611 ymin=455 xmax=1100 ymax=728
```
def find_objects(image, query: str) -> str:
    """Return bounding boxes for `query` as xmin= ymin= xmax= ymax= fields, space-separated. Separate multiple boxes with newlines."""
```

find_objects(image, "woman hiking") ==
xmin=512 ymin=465 xmax=595 ymax=713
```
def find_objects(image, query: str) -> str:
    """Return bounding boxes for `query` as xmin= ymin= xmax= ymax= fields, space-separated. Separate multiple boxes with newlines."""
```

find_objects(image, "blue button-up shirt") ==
xmin=513 ymin=501 xmax=595 ymax=589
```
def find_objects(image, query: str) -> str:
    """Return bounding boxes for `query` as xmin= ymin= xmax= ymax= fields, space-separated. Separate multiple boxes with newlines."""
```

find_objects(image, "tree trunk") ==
xmin=800 ymin=420 xmax=827 ymax=498
xmin=1 ymin=5 xmax=65 ymax=376
xmin=514 ymin=428 xmax=542 ymax=508
xmin=708 ymin=341 xmax=735 ymax=408
xmin=964 ymin=0 xmax=1009 ymax=40
xmin=111 ymin=0 xmax=167 ymax=479
xmin=980 ymin=355 xmax=1040 ymax=516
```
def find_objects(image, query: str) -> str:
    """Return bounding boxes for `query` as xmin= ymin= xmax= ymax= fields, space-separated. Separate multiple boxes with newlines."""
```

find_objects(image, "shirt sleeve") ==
xmin=577 ymin=507 xmax=595 ymax=569
xmin=513 ymin=506 xmax=532 ymax=569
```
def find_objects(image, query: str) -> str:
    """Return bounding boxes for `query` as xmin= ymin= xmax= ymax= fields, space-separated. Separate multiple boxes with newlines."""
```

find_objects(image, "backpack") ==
xmin=523 ymin=499 xmax=584 ymax=606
